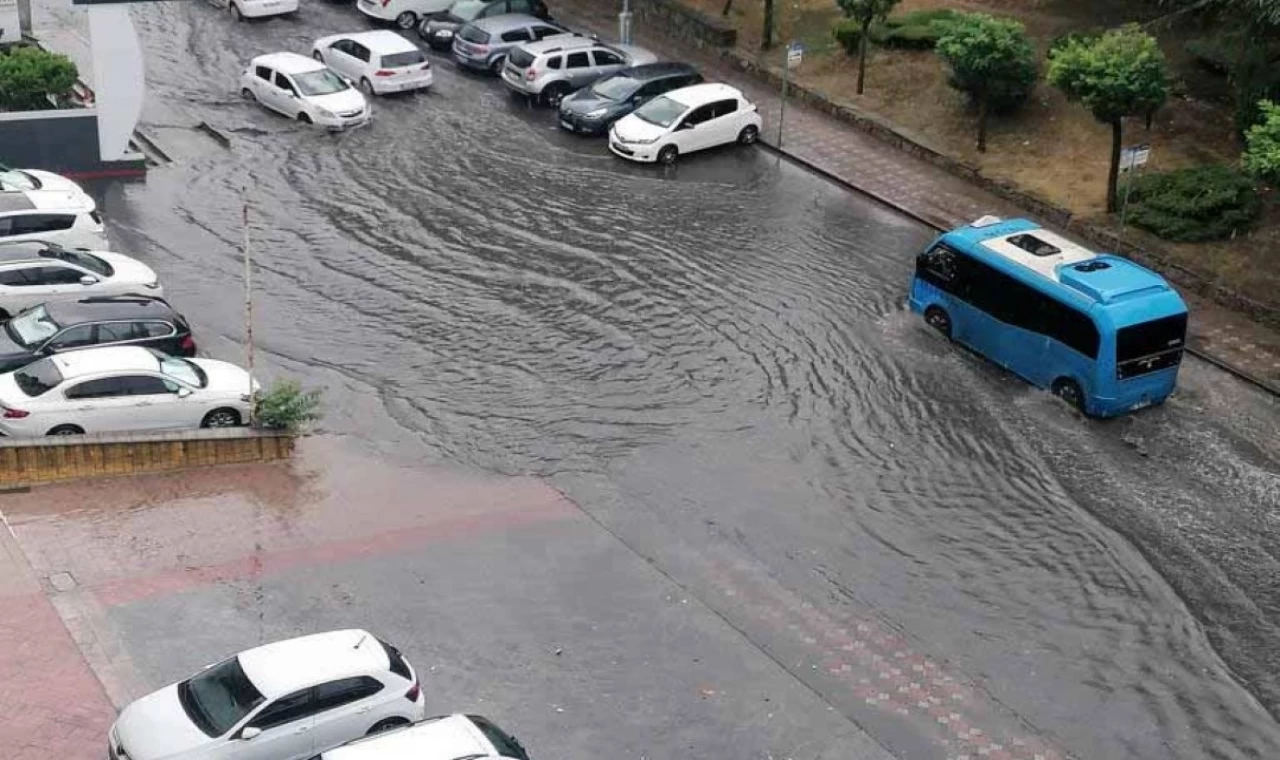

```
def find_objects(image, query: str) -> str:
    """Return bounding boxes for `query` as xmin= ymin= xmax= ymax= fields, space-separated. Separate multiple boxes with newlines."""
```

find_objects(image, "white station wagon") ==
xmin=241 ymin=53 xmax=371 ymax=131
xmin=609 ymin=82 xmax=761 ymax=165
xmin=312 ymin=31 xmax=433 ymax=96
xmin=108 ymin=631 xmax=427 ymax=760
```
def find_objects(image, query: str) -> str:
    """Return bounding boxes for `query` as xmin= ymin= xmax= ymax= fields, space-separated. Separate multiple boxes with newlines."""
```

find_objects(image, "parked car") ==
xmin=609 ymin=82 xmax=761 ymax=165
xmin=0 ymin=241 xmax=163 ymax=319
xmin=0 ymin=177 xmax=107 ymax=251
xmin=0 ymin=296 xmax=194 ymax=374
xmin=357 ymin=0 xmax=451 ymax=31
xmin=0 ymin=345 xmax=256 ymax=435
xmin=241 ymin=53 xmax=371 ymax=131
xmin=321 ymin=714 xmax=530 ymax=760
xmin=209 ymin=0 xmax=299 ymax=22
xmin=558 ymin=62 xmax=701 ymax=135
xmin=417 ymin=0 xmax=549 ymax=51
xmin=451 ymin=14 xmax=570 ymax=74
xmin=501 ymin=35 xmax=656 ymax=106
xmin=312 ymin=31 xmax=433 ymax=96
xmin=107 ymin=631 xmax=426 ymax=760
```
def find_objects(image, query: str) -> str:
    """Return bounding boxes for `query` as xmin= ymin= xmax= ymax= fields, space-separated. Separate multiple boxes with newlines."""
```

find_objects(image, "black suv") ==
xmin=0 ymin=295 xmax=195 ymax=373
xmin=558 ymin=62 xmax=702 ymax=135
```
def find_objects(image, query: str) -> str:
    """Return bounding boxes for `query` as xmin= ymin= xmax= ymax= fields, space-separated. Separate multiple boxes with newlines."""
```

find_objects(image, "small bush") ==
xmin=0 ymin=46 xmax=78 ymax=111
xmin=1124 ymin=165 xmax=1261 ymax=242
xmin=255 ymin=379 xmax=323 ymax=431
xmin=1047 ymin=29 xmax=1102 ymax=58
xmin=876 ymin=9 xmax=962 ymax=49
xmin=1244 ymin=100 xmax=1280 ymax=184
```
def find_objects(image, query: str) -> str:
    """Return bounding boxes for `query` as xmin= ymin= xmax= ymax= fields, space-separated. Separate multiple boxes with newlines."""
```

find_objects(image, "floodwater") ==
xmin=90 ymin=1 xmax=1280 ymax=757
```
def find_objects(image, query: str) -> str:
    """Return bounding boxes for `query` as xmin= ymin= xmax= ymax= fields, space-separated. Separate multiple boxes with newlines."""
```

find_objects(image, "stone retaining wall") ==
xmin=635 ymin=0 xmax=736 ymax=50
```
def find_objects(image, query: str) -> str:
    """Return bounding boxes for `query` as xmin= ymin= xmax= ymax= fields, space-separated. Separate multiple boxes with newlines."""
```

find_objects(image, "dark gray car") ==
xmin=452 ymin=14 xmax=572 ymax=74
xmin=558 ymin=62 xmax=702 ymax=135
xmin=418 ymin=0 xmax=550 ymax=50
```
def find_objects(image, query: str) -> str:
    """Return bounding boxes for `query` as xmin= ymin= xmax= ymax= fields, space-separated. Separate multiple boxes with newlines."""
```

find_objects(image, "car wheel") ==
xmin=201 ymin=408 xmax=243 ymax=428
xmin=360 ymin=77 xmax=375 ymax=96
xmin=395 ymin=11 xmax=417 ymax=29
xmin=541 ymin=83 xmax=569 ymax=107
xmin=297 ymin=112 xmax=313 ymax=124
xmin=1051 ymin=378 xmax=1085 ymax=413
xmin=366 ymin=718 xmax=411 ymax=736
xmin=240 ymin=87 xmax=256 ymax=102
xmin=923 ymin=306 xmax=951 ymax=339
xmin=489 ymin=55 xmax=506 ymax=75
xmin=657 ymin=145 xmax=679 ymax=165
xmin=229 ymin=2 xmax=243 ymax=21
xmin=738 ymin=124 xmax=760 ymax=145
xmin=47 ymin=425 xmax=84 ymax=436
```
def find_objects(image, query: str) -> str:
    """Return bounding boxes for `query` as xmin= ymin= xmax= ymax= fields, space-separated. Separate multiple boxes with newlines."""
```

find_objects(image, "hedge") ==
xmin=1123 ymin=165 xmax=1262 ymax=242
xmin=832 ymin=9 xmax=964 ymax=55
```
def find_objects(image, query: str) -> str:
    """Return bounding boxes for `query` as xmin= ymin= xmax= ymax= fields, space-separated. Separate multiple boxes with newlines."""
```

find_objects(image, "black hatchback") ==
xmin=558 ymin=61 xmax=702 ymax=135
xmin=0 ymin=295 xmax=195 ymax=374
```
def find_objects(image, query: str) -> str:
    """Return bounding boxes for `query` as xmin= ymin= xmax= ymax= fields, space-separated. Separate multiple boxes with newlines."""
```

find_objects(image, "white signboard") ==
xmin=1119 ymin=144 xmax=1151 ymax=173
xmin=0 ymin=0 xmax=20 ymax=44
xmin=786 ymin=41 xmax=803 ymax=69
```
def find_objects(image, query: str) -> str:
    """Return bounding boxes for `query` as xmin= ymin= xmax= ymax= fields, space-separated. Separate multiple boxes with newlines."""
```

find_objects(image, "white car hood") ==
xmin=612 ymin=114 xmax=669 ymax=144
xmin=114 ymin=684 xmax=214 ymax=760
xmin=191 ymin=358 xmax=255 ymax=395
xmin=307 ymin=88 xmax=367 ymax=114
xmin=97 ymin=251 xmax=159 ymax=287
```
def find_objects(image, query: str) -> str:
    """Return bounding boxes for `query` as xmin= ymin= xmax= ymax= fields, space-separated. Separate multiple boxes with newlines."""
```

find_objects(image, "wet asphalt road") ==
xmin=75 ymin=0 xmax=1280 ymax=757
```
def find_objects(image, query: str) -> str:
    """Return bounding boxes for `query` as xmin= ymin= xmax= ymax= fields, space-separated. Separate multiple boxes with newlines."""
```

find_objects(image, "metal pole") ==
xmin=619 ymin=0 xmax=631 ymax=44
xmin=16 ymin=0 xmax=32 ymax=39
xmin=778 ymin=55 xmax=788 ymax=147
xmin=242 ymin=201 xmax=256 ymax=427
xmin=1117 ymin=160 xmax=1138 ymax=253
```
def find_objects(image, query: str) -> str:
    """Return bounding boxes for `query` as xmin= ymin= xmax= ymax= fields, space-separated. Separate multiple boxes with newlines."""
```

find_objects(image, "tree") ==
xmin=935 ymin=14 xmax=1038 ymax=153
xmin=1048 ymin=24 xmax=1168 ymax=212
xmin=836 ymin=0 xmax=902 ymax=94
xmin=1244 ymin=99 xmax=1280 ymax=182
xmin=762 ymin=0 xmax=775 ymax=50
xmin=0 ymin=46 xmax=78 ymax=112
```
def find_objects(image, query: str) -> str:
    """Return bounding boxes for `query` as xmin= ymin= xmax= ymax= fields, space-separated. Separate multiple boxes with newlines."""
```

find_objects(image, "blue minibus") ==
xmin=908 ymin=216 xmax=1188 ymax=417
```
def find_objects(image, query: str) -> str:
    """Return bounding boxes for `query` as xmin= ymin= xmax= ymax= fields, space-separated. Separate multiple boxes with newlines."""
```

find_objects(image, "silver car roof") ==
xmin=469 ymin=13 xmax=566 ymax=33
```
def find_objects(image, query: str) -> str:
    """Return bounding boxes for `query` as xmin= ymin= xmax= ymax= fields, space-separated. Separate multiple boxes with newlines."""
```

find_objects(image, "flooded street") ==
xmin=68 ymin=1 xmax=1280 ymax=757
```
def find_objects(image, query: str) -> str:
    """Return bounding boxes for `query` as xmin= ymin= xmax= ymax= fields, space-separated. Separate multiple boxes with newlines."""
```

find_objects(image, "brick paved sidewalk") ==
xmin=553 ymin=0 xmax=1280 ymax=393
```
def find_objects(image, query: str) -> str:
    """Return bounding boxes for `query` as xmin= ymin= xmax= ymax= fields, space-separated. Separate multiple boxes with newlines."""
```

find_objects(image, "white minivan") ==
xmin=609 ymin=82 xmax=761 ymax=165
xmin=312 ymin=31 xmax=433 ymax=96
xmin=241 ymin=53 xmax=371 ymax=130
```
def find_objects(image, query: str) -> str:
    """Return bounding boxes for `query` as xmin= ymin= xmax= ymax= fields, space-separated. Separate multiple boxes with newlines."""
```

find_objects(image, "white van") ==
xmin=609 ymin=82 xmax=762 ymax=165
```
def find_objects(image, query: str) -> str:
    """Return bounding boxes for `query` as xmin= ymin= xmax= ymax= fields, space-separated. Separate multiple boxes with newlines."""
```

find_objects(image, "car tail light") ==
xmin=474 ymin=45 xmax=488 ymax=54
xmin=420 ymin=61 xmax=431 ymax=69
xmin=179 ymin=334 xmax=196 ymax=352
xmin=375 ymin=69 xmax=395 ymax=77
xmin=2 ymin=405 xmax=29 ymax=419
xmin=524 ymin=68 xmax=536 ymax=81
xmin=380 ymin=0 xmax=390 ymax=6
xmin=404 ymin=680 xmax=420 ymax=702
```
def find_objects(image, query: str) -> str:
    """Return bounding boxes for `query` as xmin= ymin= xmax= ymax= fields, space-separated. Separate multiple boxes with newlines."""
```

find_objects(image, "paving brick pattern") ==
xmin=552 ymin=0 xmax=1280 ymax=392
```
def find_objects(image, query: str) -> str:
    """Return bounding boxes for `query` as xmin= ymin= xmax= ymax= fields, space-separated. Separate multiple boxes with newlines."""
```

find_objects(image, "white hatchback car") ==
xmin=0 ymin=173 xmax=107 ymax=251
xmin=357 ymin=0 xmax=451 ymax=31
xmin=312 ymin=31 xmax=433 ymax=96
xmin=0 ymin=345 xmax=256 ymax=436
xmin=0 ymin=241 xmax=163 ymax=319
xmin=108 ymin=631 xmax=427 ymax=760
xmin=212 ymin=0 xmax=299 ymax=22
xmin=241 ymin=53 xmax=371 ymax=130
xmin=609 ymin=82 xmax=761 ymax=165
xmin=321 ymin=714 xmax=530 ymax=760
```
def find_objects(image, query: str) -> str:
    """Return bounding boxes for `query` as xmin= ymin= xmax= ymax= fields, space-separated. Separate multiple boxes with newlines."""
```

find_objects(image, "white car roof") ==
xmin=321 ymin=715 xmax=492 ymax=760
xmin=666 ymin=82 xmax=746 ymax=107
xmin=237 ymin=629 xmax=391 ymax=699
xmin=320 ymin=30 xmax=420 ymax=54
xmin=251 ymin=52 xmax=326 ymax=76
xmin=47 ymin=346 xmax=164 ymax=380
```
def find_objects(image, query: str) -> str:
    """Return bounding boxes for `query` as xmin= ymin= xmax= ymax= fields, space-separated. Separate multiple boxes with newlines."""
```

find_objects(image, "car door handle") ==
xmin=135 ymin=402 xmax=154 ymax=407
xmin=355 ymin=706 xmax=372 ymax=714
xmin=293 ymin=726 xmax=311 ymax=734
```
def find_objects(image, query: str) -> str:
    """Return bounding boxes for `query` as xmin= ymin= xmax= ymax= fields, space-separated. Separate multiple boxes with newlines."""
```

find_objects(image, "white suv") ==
xmin=107 ymin=630 xmax=427 ymax=760
xmin=0 ymin=176 xmax=107 ymax=251
xmin=312 ymin=31 xmax=433 ymax=96
xmin=357 ymin=0 xmax=451 ymax=30
xmin=0 ymin=241 xmax=162 ymax=318
xmin=501 ymin=35 xmax=657 ymax=106
xmin=610 ymin=82 xmax=761 ymax=165
xmin=241 ymin=53 xmax=371 ymax=130
xmin=321 ymin=714 xmax=530 ymax=760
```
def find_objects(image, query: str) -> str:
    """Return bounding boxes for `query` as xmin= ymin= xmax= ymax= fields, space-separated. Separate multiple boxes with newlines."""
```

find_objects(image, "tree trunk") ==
xmin=977 ymin=91 xmax=988 ymax=153
xmin=720 ymin=0 xmax=732 ymax=16
xmin=856 ymin=19 xmax=870 ymax=95
xmin=1107 ymin=118 xmax=1122 ymax=214
xmin=761 ymin=0 xmax=774 ymax=50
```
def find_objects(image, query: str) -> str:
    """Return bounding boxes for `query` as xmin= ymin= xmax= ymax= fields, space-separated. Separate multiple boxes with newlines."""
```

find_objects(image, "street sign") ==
xmin=786 ymin=41 xmax=804 ymax=69
xmin=1119 ymin=143 xmax=1151 ymax=173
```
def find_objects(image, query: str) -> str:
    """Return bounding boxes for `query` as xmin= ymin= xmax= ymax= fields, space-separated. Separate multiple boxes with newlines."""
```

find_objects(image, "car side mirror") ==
xmin=177 ymin=387 xmax=193 ymax=398
xmin=79 ymin=275 xmax=97 ymax=286
xmin=678 ymin=121 xmax=694 ymax=131
xmin=240 ymin=727 xmax=262 ymax=741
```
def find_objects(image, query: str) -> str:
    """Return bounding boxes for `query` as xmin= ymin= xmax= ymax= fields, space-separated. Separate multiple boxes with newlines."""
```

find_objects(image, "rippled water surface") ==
xmin=98 ymin=2 xmax=1280 ymax=756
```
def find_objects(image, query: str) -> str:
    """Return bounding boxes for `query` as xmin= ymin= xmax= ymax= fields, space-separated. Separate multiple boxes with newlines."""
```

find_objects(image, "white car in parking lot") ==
xmin=0 ymin=241 xmax=163 ymax=319
xmin=321 ymin=714 xmax=530 ymax=760
xmin=312 ymin=31 xmax=433 ymax=96
xmin=609 ymin=82 xmax=761 ymax=165
xmin=241 ymin=53 xmax=371 ymax=130
xmin=211 ymin=0 xmax=298 ymax=22
xmin=0 ymin=172 xmax=108 ymax=251
xmin=107 ymin=630 xmax=426 ymax=760
xmin=357 ymin=0 xmax=452 ymax=31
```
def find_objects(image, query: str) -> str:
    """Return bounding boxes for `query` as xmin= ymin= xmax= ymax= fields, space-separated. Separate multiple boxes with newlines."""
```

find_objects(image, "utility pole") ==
xmin=16 ymin=0 xmax=32 ymax=40
xmin=242 ymin=201 xmax=257 ymax=427
xmin=618 ymin=0 xmax=632 ymax=44
xmin=1116 ymin=143 xmax=1150 ymax=254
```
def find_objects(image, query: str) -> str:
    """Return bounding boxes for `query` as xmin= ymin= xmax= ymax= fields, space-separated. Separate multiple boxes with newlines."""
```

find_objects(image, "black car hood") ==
xmin=561 ymin=91 xmax=624 ymax=115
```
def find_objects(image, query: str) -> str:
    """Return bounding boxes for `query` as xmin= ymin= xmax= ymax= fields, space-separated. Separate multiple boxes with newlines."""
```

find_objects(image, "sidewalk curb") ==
xmin=757 ymin=140 xmax=1280 ymax=401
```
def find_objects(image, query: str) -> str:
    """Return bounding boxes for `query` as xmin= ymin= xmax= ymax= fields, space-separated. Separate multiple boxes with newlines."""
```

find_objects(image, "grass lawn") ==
xmin=681 ymin=0 xmax=1280 ymax=311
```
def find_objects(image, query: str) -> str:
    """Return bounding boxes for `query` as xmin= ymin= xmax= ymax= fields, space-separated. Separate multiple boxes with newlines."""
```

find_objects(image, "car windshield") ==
xmin=382 ymin=50 xmax=426 ymax=68
xmin=5 ymin=305 xmax=61 ymax=348
xmin=178 ymin=657 xmax=265 ymax=737
xmin=633 ymin=95 xmax=686 ymax=127
xmin=39 ymin=248 xmax=113 ymax=276
xmin=0 ymin=170 xmax=39 ymax=191
xmin=591 ymin=74 xmax=639 ymax=101
xmin=294 ymin=69 xmax=349 ymax=97
xmin=13 ymin=357 xmax=62 ymax=397
xmin=155 ymin=351 xmax=207 ymax=388
xmin=459 ymin=24 xmax=489 ymax=43
xmin=450 ymin=0 xmax=489 ymax=20
xmin=507 ymin=47 xmax=535 ymax=68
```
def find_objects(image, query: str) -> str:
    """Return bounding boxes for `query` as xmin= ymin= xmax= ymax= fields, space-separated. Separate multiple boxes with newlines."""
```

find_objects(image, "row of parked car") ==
xmin=0 ymin=166 xmax=257 ymax=437
xmin=235 ymin=0 xmax=764 ymax=165
xmin=110 ymin=629 xmax=531 ymax=760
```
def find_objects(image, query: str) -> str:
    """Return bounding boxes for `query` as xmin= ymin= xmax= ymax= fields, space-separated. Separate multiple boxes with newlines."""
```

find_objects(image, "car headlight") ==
xmin=585 ymin=107 xmax=608 ymax=119
xmin=435 ymin=28 xmax=453 ymax=37
xmin=632 ymin=135 xmax=659 ymax=144
xmin=314 ymin=107 xmax=335 ymax=118
xmin=143 ymin=281 xmax=160 ymax=289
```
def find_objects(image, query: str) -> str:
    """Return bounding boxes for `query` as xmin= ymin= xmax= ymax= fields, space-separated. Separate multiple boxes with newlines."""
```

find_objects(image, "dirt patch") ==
xmin=683 ymin=0 xmax=1280 ymax=307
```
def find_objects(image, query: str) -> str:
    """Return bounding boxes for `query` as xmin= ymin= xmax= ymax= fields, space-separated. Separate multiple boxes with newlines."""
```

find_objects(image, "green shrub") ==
xmin=1124 ymin=165 xmax=1261 ymax=242
xmin=0 ymin=46 xmax=78 ymax=111
xmin=1047 ymin=29 xmax=1102 ymax=58
xmin=1244 ymin=99 xmax=1280 ymax=183
xmin=833 ymin=18 xmax=863 ymax=55
xmin=876 ymin=8 xmax=963 ymax=49
xmin=255 ymin=379 xmax=323 ymax=431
